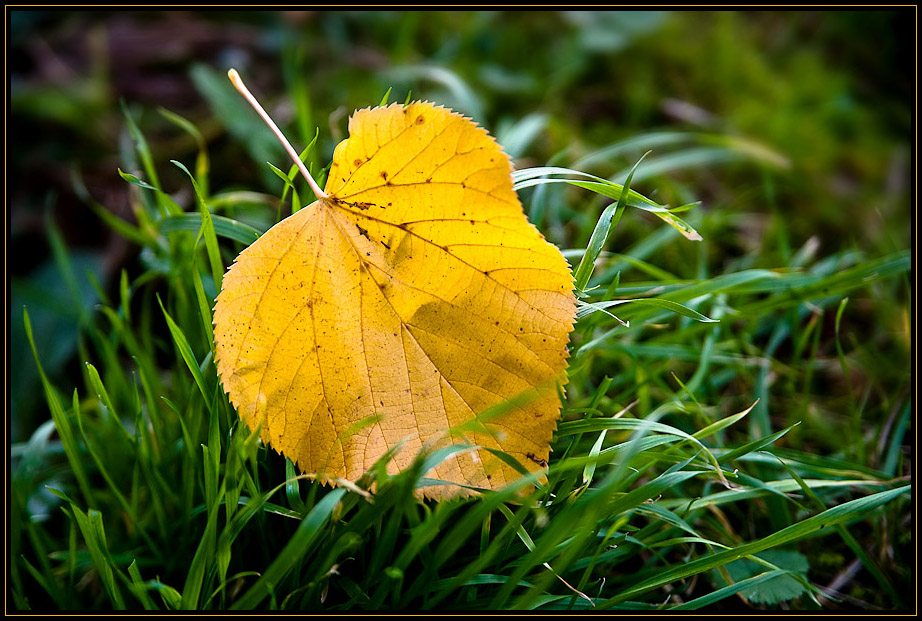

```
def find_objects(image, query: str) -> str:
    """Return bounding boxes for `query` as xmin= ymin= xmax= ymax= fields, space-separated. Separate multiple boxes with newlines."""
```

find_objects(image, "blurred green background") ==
xmin=8 ymin=9 xmax=912 ymax=444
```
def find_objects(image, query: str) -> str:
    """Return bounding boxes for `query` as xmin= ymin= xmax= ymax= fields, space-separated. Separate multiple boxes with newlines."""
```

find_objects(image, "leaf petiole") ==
xmin=227 ymin=68 xmax=328 ymax=201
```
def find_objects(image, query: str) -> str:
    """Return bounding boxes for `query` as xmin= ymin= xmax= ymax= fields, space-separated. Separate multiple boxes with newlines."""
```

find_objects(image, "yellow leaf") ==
xmin=213 ymin=102 xmax=576 ymax=499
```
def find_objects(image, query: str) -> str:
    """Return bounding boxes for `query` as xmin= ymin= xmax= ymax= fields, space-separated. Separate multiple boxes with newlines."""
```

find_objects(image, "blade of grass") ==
xmin=23 ymin=308 xmax=96 ymax=507
xmin=127 ymin=560 xmax=158 ymax=610
xmin=180 ymin=484 xmax=222 ymax=610
xmin=230 ymin=488 xmax=348 ymax=610
xmin=173 ymin=160 xmax=224 ymax=290
xmin=159 ymin=107 xmax=210 ymax=197
xmin=158 ymin=295 xmax=211 ymax=403
xmin=159 ymin=213 xmax=263 ymax=245
xmin=68 ymin=504 xmax=126 ymax=609
xmin=577 ymin=297 xmax=718 ymax=322
xmin=598 ymin=485 xmax=909 ymax=608
xmin=769 ymin=454 xmax=902 ymax=607
xmin=70 ymin=389 xmax=159 ymax=556
xmin=571 ymin=154 xmax=647 ymax=295
xmin=670 ymin=569 xmax=789 ymax=610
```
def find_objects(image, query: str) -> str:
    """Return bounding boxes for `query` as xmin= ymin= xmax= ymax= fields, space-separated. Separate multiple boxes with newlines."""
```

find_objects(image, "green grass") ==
xmin=12 ymin=97 xmax=910 ymax=611
xmin=9 ymin=11 xmax=911 ymax=612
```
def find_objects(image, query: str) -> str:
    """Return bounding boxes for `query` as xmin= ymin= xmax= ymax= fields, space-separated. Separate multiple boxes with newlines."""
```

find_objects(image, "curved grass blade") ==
xmin=173 ymin=160 xmax=223 ymax=290
xmin=514 ymin=167 xmax=701 ymax=240
xmin=160 ymin=107 xmax=210 ymax=197
xmin=158 ymin=213 xmax=263 ymax=246
xmin=577 ymin=297 xmax=718 ymax=322
xmin=599 ymin=485 xmax=910 ymax=608
xmin=670 ymin=569 xmax=789 ymax=610
xmin=572 ymin=153 xmax=648 ymax=295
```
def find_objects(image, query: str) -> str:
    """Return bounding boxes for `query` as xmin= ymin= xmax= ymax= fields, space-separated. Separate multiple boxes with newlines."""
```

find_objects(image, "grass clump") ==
xmin=11 ymin=90 xmax=910 ymax=611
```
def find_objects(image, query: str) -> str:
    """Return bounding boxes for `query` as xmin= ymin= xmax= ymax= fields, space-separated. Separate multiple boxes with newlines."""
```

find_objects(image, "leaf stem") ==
xmin=227 ymin=68 xmax=328 ymax=200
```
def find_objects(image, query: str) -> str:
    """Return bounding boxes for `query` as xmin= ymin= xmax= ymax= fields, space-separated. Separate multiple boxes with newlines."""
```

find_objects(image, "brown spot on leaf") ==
xmin=526 ymin=453 xmax=548 ymax=467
